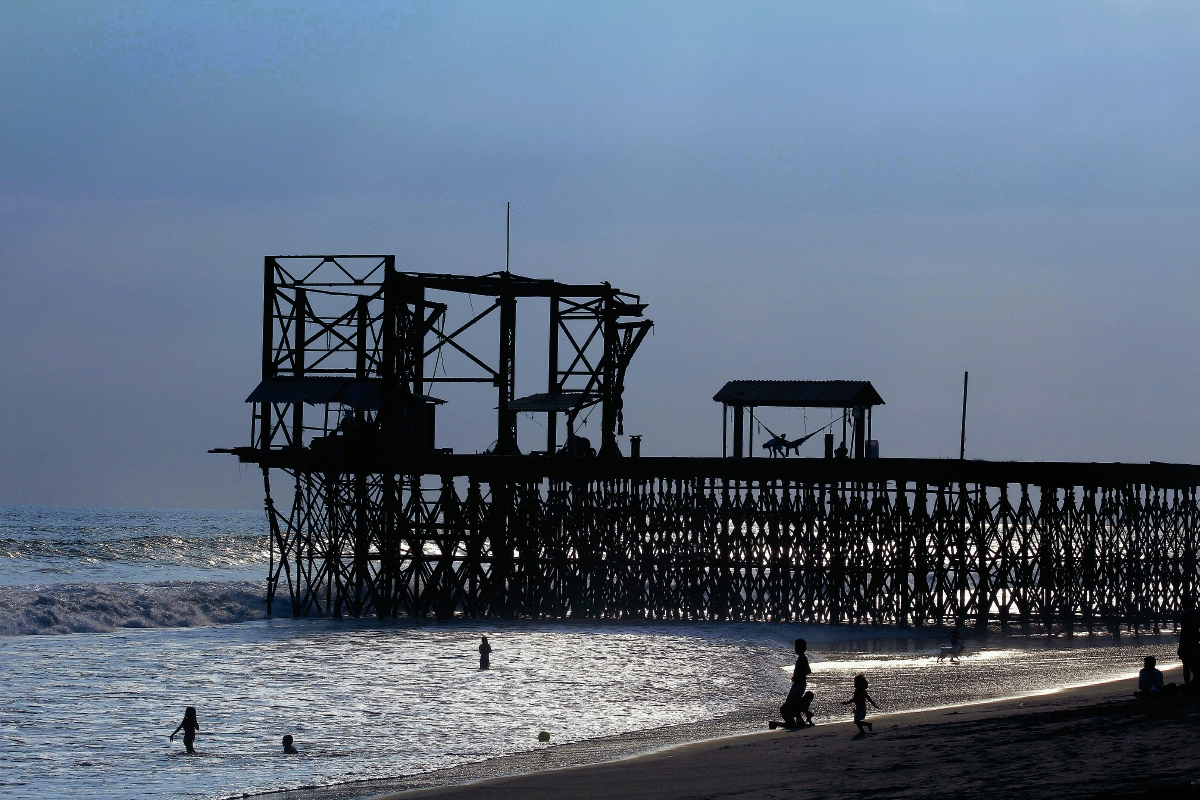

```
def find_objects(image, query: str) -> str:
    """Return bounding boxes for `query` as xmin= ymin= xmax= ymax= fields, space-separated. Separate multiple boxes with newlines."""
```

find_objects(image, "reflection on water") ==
xmin=0 ymin=618 xmax=778 ymax=800
xmin=0 ymin=508 xmax=1181 ymax=799
xmin=0 ymin=616 xmax=1178 ymax=800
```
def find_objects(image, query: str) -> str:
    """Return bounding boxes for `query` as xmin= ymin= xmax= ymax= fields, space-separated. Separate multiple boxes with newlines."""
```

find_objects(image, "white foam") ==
xmin=0 ymin=580 xmax=289 ymax=635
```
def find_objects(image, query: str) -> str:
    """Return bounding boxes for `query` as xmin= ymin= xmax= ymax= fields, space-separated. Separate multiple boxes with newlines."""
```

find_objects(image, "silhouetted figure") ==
xmin=939 ymin=627 xmax=966 ymax=662
xmin=1140 ymin=656 xmax=1164 ymax=692
xmin=170 ymin=706 xmax=200 ymax=754
xmin=1180 ymin=610 xmax=1199 ymax=688
xmin=479 ymin=636 xmax=492 ymax=670
xmin=1135 ymin=656 xmax=1178 ymax=699
xmin=775 ymin=690 xmax=815 ymax=728
xmin=282 ymin=734 xmax=299 ymax=754
xmin=771 ymin=689 xmax=816 ymax=730
xmin=842 ymin=674 xmax=880 ymax=734
xmin=835 ymin=440 xmax=849 ymax=459
xmin=778 ymin=638 xmax=812 ymax=726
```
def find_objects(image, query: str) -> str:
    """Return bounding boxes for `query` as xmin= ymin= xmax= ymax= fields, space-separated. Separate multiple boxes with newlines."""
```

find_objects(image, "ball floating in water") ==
xmin=537 ymin=731 xmax=550 ymax=743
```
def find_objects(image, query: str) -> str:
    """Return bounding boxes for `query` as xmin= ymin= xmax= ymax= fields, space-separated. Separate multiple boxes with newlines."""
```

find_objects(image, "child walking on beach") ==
xmin=842 ymin=674 xmax=880 ymax=734
xmin=170 ymin=706 xmax=200 ymax=754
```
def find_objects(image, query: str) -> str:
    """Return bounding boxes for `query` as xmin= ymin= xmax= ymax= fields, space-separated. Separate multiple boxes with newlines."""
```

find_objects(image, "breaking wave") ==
xmin=0 ymin=580 xmax=290 ymax=636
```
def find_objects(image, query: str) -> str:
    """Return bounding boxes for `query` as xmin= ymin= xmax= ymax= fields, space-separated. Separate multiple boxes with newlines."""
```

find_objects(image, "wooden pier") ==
xmin=217 ymin=256 xmax=1200 ymax=633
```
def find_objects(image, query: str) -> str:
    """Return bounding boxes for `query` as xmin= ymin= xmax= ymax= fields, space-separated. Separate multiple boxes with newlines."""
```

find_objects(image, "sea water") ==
xmin=0 ymin=506 xmax=1180 ymax=800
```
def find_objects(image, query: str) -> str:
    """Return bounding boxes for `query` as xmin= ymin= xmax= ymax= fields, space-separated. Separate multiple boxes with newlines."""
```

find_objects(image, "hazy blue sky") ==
xmin=2 ymin=1 xmax=1198 ymax=509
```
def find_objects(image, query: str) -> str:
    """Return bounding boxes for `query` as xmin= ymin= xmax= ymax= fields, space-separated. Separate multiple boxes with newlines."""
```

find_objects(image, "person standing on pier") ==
xmin=479 ymin=635 xmax=492 ymax=670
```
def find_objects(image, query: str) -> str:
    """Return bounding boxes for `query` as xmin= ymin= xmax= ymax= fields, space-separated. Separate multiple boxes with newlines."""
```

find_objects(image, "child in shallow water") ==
xmin=170 ymin=706 xmax=200 ymax=754
xmin=842 ymin=674 xmax=880 ymax=734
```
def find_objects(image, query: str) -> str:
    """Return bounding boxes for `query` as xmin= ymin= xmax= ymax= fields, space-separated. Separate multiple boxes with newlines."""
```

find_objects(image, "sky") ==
xmin=1 ymin=1 xmax=1198 ymax=509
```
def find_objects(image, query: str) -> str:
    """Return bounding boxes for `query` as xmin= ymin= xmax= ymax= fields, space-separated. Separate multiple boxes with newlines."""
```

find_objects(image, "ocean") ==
xmin=0 ymin=506 xmax=1179 ymax=800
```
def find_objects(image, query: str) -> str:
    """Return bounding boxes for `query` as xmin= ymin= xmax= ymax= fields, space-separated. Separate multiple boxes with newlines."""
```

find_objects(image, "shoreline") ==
xmin=248 ymin=665 xmax=1184 ymax=800
xmin=382 ymin=664 xmax=1197 ymax=800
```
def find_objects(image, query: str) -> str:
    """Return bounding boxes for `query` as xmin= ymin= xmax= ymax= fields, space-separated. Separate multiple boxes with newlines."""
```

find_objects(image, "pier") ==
xmin=217 ymin=256 xmax=1200 ymax=632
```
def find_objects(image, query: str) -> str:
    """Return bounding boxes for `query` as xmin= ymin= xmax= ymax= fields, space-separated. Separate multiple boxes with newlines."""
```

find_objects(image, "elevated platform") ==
xmin=220 ymin=448 xmax=1200 ymax=489
xmin=222 ymin=256 xmax=1200 ymax=629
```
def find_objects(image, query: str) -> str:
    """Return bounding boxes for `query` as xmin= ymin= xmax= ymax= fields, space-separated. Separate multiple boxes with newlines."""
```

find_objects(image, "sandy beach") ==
xmin=383 ymin=665 xmax=1199 ymax=800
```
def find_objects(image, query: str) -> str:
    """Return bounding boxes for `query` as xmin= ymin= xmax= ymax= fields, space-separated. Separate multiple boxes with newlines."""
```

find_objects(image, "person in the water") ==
xmin=169 ymin=706 xmax=200 ymax=754
xmin=479 ymin=636 xmax=492 ymax=670
xmin=282 ymin=734 xmax=299 ymax=754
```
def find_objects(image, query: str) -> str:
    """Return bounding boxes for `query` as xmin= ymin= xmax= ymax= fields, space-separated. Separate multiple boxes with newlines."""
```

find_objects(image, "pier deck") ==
xmin=231 ymin=448 xmax=1200 ymax=633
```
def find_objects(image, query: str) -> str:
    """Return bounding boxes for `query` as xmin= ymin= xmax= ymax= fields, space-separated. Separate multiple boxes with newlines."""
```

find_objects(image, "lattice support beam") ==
xmin=262 ymin=467 xmax=1200 ymax=633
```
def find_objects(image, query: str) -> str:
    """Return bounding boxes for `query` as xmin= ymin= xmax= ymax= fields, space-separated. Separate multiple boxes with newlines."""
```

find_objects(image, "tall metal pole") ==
xmin=748 ymin=407 xmax=754 ymax=458
xmin=260 ymin=257 xmax=275 ymax=450
xmin=292 ymin=287 xmax=306 ymax=448
xmin=506 ymin=202 xmax=510 ymax=273
xmin=547 ymin=295 xmax=559 ymax=454
xmin=722 ymin=403 xmax=727 ymax=458
xmin=599 ymin=289 xmax=620 ymax=457
xmin=497 ymin=280 xmax=518 ymax=454
xmin=959 ymin=371 xmax=969 ymax=460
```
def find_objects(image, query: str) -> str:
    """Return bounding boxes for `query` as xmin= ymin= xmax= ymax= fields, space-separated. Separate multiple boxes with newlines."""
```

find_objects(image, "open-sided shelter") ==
xmin=713 ymin=380 xmax=884 ymax=459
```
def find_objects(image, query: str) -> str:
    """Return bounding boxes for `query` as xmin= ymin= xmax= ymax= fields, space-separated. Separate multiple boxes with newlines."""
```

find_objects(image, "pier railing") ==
xmin=238 ymin=452 xmax=1200 ymax=634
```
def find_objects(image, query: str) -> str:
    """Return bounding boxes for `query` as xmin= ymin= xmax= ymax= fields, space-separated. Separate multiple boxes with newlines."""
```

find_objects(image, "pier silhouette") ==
xmin=215 ymin=255 xmax=1200 ymax=633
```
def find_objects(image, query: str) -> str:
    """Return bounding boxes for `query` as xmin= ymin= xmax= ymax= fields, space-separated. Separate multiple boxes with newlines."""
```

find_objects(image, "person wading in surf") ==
xmin=479 ymin=636 xmax=492 ymax=670
xmin=169 ymin=706 xmax=200 ymax=754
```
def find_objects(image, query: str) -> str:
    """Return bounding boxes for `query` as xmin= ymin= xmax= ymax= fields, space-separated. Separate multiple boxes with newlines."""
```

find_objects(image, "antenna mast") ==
xmin=959 ymin=371 xmax=969 ymax=460
xmin=506 ymin=201 xmax=510 ymax=273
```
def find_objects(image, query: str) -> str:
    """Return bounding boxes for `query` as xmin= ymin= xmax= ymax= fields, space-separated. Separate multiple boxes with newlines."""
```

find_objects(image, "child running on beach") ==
xmin=169 ymin=706 xmax=200 ymax=754
xmin=842 ymin=674 xmax=880 ymax=734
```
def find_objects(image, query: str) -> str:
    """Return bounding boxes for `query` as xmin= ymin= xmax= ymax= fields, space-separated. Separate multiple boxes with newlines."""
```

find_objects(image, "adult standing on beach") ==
xmin=779 ymin=639 xmax=812 ymax=727
xmin=1179 ymin=610 xmax=1199 ymax=687
xmin=479 ymin=635 xmax=492 ymax=670
xmin=169 ymin=706 xmax=200 ymax=754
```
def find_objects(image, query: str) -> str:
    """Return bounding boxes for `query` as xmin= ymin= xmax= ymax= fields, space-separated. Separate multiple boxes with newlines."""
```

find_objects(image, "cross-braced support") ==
xmin=258 ymin=458 xmax=1200 ymax=633
xmin=219 ymin=255 xmax=1200 ymax=633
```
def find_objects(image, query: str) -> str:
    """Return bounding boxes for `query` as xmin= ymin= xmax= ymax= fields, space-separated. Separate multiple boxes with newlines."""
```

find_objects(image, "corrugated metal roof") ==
xmin=712 ymin=380 xmax=884 ymax=408
xmin=508 ymin=392 xmax=598 ymax=413
xmin=246 ymin=377 xmax=348 ymax=405
xmin=246 ymin=378 xmax=443 ymax=409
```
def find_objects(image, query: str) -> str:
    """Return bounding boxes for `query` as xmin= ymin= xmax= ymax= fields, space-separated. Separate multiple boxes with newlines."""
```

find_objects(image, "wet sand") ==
xmin=384 ymin=665 xmax=1200 ymax=800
